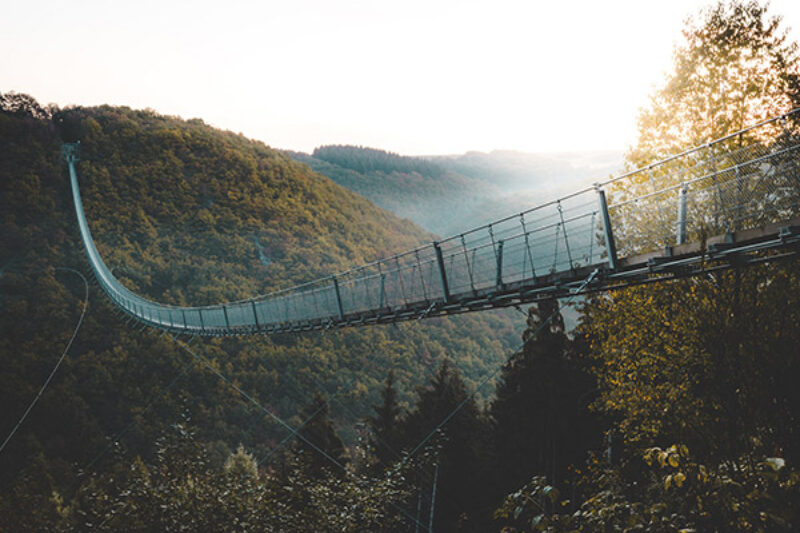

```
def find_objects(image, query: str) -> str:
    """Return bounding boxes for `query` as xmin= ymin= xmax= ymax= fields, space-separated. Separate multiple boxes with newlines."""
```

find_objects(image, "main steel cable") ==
xmin=167 ymin=333 xmax=428 ymax=532
xmin=65 ymin=112 xmax=800 ymax=338
xmin=0 ymin=267 xmax=89 ymax=455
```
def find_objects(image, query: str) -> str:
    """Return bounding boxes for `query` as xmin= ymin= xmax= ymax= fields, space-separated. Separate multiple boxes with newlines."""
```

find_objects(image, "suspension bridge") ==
xmin=65 ymin=112 xmax=800 ymax=336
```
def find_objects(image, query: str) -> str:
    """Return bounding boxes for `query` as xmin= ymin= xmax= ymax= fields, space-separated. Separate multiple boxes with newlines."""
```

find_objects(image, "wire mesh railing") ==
xmin=65 ymin=109 xmax=800 ymax=335
xmin=606 ymin=114 xmax=800 ymax=257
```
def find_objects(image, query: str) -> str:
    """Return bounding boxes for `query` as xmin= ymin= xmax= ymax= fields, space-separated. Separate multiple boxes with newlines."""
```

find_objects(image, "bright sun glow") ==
xmin=2 ymin=0 xmax=799 ymax=155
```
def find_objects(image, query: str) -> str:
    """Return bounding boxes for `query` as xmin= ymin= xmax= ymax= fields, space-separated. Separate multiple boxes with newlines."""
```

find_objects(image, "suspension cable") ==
xmin=0 ymin=268 xmax=89 ymax=455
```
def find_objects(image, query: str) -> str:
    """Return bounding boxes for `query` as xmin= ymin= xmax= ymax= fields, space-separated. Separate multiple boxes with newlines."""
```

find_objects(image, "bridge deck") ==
xmin=63 ymin=111 xmax=800 ymax=336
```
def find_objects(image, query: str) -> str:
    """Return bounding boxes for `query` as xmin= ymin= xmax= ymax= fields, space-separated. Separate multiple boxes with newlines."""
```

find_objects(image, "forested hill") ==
xmin=288 ymin=145 xmax=623 ymax=237
xmin=289 ymin=145 xmax=500 ymax=236
xmin=0 ymin=96 xmax=521 ymax=515
xmin=429 ymin=149 xmax=623 ymax=194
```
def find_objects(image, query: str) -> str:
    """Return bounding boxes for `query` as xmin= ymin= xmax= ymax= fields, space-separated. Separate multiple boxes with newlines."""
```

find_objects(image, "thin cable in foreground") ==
xmin=0 ymin=268 xmax=89 ymax=456
xmin=166 ymin=333 xmax=429 ymax=532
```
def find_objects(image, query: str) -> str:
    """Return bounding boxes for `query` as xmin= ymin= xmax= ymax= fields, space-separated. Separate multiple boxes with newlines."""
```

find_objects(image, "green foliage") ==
xmin=401 ymin=359 xmax=492 ymax=531
xmin=50 ymin=422 xmax=413 ymax=532
xmin=579 ymin=269 xmax=800 ymax=461
xmin=0 ymin=95 xmax=522 ymax=529
xmin=291 ymin=146 xmax=500 ymax=236
xmin=294 ymin=391 xmax=347 ymax=477
xmin=491 ymin=300 xmax=602 ymax=501
xmin=581 ymin=0 xmax=800 ymax=462
xmin=495 ymin=2 xmax=800 ymax=531
xmin=368 ymin=370 xmax=403 ymax=472
xmin=223 ymin=444 xmax=259 ymax=479
xmin=495 ymin=445 xmax=800 ymax=532
xmin=312 ymin=144 xmax=446 ymax=178
xmin=629 ymin=0 xmax=800 ymax=165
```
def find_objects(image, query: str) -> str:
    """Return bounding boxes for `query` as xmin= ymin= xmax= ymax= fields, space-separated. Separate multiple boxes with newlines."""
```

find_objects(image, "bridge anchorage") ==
xmin=65 ymin=111 xmax=800 ymax=336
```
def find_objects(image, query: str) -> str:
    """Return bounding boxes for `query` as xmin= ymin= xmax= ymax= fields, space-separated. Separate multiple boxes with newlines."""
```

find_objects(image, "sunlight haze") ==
xmin=3 ymin=0 xmax=799 ymax=155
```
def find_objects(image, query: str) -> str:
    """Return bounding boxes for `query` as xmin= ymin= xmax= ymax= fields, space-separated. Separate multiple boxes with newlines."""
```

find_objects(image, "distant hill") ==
xmin=288 ymin=146 xmax=623 ymax=237
xmin=288 ymin=145 xmax=500 ymax=236
xmin=428 ymin=149 xmax=623 ymax=194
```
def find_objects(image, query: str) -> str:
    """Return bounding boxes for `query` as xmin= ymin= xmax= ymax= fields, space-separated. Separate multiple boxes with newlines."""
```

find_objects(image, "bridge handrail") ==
xmin=64 ymin=108 xmax=800 ymax=333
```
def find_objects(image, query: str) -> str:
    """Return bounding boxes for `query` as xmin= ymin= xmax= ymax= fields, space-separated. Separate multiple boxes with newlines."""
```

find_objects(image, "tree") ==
xmin=590 ymin=0 xmax=800 ymax=462
xmin=629 ymin=0 xmax=800 ymax=166
xmin=494 ymin=3 xmax=800 ymax=530
xmin=0 ymin=91 xmax=53 ymax=120
xmin=294 ymin=392 xmax=347 ymax=477
xmin=401 ymin=360 xmax=491 ymax=532
xmin=368 ymin=370 xmax=403 ymax=472
xmin=55 ymin=422 xmax=413 ymax=532
xmin=224 ymin=444 xmax=259 ymax=479
xmin=491 ymin=300 xmax=601 ymax=499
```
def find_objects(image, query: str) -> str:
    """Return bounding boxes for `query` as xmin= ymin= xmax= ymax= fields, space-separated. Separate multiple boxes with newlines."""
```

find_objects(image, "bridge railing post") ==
xmin=251 ymin=299 xmax=260 ymax=331
xmin=222 ymin=304 xmax=230 ymax=329
xmin=460 ymin=234 xmax=476 ymax=293
xmin=676 ymin=183 xmax=688 ymax=245
xmin=495 ymin=240 xmax=504 ymax=288
xmin=332 ymin=275 xmax=345 ymax=321
xmin=377 ymin=262 xmax=387 ymax=309
xmin=414 ymin=250 xmax=428 ymax=301
xmin=556 ymin=200 xmax=574 ymax=271
xmin=433 ymin=242 xmax=451 ymax=303
xmin=595 ymin=184 xmax=618 ymax=271
xmin=520 ymin=213 xmax=537 ymax=280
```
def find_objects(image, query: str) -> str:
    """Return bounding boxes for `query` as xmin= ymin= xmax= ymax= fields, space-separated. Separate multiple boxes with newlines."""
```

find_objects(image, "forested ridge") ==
xmin=288 ymin=145 xmax=500 ymax=236
xmin=288 ymin=145 xmax=621 ymax=238
xmin=2 ymin=1 xmax=800 ymax=531
xmin=0 ymin=95 xmax=521 ymax=529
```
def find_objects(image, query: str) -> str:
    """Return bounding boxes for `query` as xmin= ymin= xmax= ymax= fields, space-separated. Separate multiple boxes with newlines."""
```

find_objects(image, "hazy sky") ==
xmin=3 ymin=0 xmax=799 ymax=155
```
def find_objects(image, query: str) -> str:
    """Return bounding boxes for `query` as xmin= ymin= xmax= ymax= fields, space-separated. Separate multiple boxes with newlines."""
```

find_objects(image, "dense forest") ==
xmin=0 ymin=92 xmax=522 ymax=529
xmin=2 ymin=1 xmax=800 ymax=531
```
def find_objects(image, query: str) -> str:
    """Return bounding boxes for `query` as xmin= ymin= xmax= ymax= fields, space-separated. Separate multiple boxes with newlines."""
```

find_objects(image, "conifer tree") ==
xmin=294 ymin=391 xmax=347 ymax=477
xmin=491 ymin=300 xmax=600 ymax=494
xmin=401 ymin=360 xmax=490 ymax=532
xmin=368 ymin=370 xmax=402 ymax=471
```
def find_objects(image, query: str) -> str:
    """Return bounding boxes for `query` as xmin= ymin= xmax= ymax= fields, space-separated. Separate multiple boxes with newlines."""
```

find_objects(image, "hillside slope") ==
xmin=0 ymin=97 xmax=521 ymax=497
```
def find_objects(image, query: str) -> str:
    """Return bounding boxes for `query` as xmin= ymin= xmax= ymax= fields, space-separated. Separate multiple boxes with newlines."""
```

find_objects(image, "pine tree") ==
xmin=368 ymin=370 xmax=402 ymax=471
xmin=401 ymin=360 xmax=491 ymax=532
xmin=491 ymin=300 xmax=600 ymax=495
xmin=294 ymin=391 xmax=347 ymax=477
